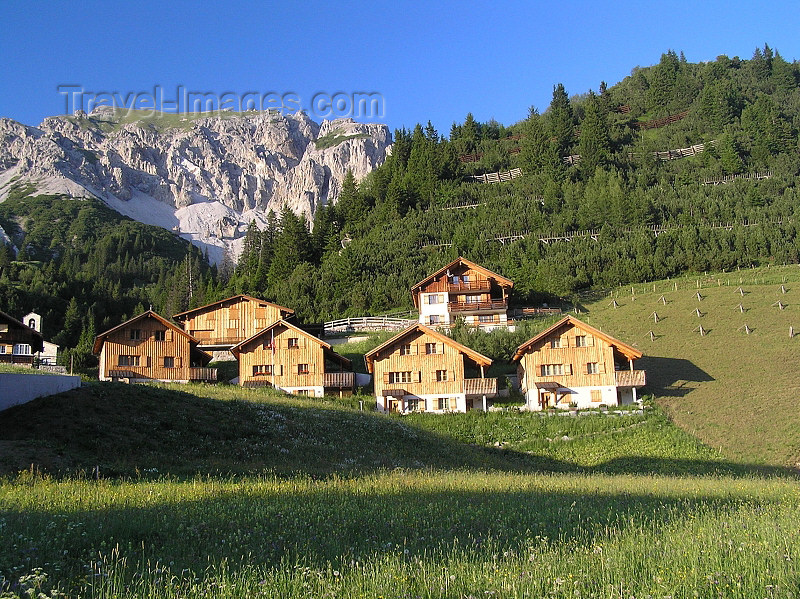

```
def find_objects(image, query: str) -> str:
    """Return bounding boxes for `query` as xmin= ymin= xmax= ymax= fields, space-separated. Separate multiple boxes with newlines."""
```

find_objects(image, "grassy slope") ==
xmin=580 ymin=264 xmax=800 ymax=468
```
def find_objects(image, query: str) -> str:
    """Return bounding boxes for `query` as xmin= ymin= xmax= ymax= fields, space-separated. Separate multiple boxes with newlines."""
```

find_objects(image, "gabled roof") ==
xmin=411 ymin=256 xmax=514 ymax=295
xmin=93 ymin=310 xmax=198 ymax=355
xmin=363 ymin=323 xmax=492 ymax=374
xmin=229 ymin=319 xmax=352 ymax=367
xmin=511 ymin=316 xmax=642 ymax=362
xmin=172 ymin=295 xmax=294 ymax=321
xmin=0 ymin=310 xmax=44 ymax=353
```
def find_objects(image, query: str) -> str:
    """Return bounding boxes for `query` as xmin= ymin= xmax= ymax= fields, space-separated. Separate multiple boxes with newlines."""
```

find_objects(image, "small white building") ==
xmin=22 ymin=312 xmax=59 ymax=365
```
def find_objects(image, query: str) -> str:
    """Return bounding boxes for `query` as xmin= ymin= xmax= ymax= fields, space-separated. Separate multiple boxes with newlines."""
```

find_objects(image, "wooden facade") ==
xmin=93 ymin=311 xmax=216 ymax=383
xmin=230 ymin=320 xmax=353 ymax=396
xmin=512 ymin=316 xmax=645 ymax=410
xmin=364 ymin=324 xmax=497 ymax=413
xmin=0 ymin=310 xmax=44 ymax=367
xmin=173 ymin=295 xmax=294 ymax=350
xmin=411 ymin=257 xmax=513 ymax=330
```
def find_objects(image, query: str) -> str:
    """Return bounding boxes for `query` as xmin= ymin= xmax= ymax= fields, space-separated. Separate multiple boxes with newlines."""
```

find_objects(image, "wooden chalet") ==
xmin=0 ymin=310 xmax=44 ymax=367
xmin=364 ymin=324 xmax=498 ymax=413
xmin=411 ymin=257 xmax=513 ymax=330
xmin=511 ymin=316 xmax=645 ymax=410
xmin=172 ymin=295 xmax=294 ymax=351
xmin=93 ymin=310 xmax=216 ymax=383
xmin=230 ymin=319 xmax=354 ymax=396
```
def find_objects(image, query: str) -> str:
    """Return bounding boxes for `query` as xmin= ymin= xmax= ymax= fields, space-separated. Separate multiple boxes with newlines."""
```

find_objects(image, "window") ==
xmin=462 ymin=275 xmax=471 ymax=283
xmin=437 ymin=397 xmax=450 ymax=410
xmin=479 ymin=314 xmax=493 ymax=323
xmin=389 ymin=371 xmax=412 ymax=384
xmin=0 ymin=346 xmax=5 ymax=354
xmin=429 ymin=315 xmax=442 ymax=325
xmin=428 ymin=294 xmax=440 ymax=304
xmin=399 ymin=343 xmax=412 ymax=356
xmin=163 ymin=357 xmax=175 ymax=368
xmin=296 ymin=389 xmax=312 ymax=396
xmin=262 ymin=340 xmax=275 ymax=350
xmin=587 ymin=362 xmax=599 ymax=374
xmin=591 ymin=390 xmax=603 ymax=403
xmin=28 ymin=318 xmax=36 ymax=330
xmin=406 ymin=397 xmax=422 ymax=411
xmin=575 ymin=335 xmax=587 ymax=347
xmin=451 ymin=275 xmax=460 ymax=284
xmin=297 ymin=363 xmax=309 ymax=375
xmin=550 ymin=338 xmax=562 ymax=349
xmin=253 ymin=364 xmax=273 ymax=376
xmin=425 ymin=342 xmax=437 ymax=354
xmin=130 ymin=329 xmax=141 ymax=340
xmin=465 ymin=295 xmax=479 ymax=303
xmin=118 ymin=355 xmax=140 ymax=366
xmin=540 ymin=364 xmax=563 ymax=376
xmin=436 ymin=369 xmax=448 ymax=382
xmin=13 ymin=344 xmax=31 ymax=355
xmin=287 ymin=337 xmax=299 ymax=349
xmin=154 ymin=330 xmax=166 ymax=341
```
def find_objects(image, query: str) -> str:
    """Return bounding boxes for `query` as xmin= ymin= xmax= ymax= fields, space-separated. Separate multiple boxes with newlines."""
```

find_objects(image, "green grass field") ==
xmin=2 ymin=268 xmax=800 ymax=597
xmin=579 ymin=264 xmax=800 ymax=468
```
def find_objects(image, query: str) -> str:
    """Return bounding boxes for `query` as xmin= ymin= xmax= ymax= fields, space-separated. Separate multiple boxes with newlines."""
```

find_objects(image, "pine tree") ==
xmin=548 ymin=84 xmax=574 ymax=158
xmin=577 ymin=91 xmax=610 ymax=176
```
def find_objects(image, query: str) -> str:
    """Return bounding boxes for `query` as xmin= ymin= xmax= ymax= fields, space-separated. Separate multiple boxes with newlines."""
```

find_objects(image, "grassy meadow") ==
xmin=578 ymin=264 xmax=800 ymax=468
xmin=2 ymin=268 xmax=800 ymax=597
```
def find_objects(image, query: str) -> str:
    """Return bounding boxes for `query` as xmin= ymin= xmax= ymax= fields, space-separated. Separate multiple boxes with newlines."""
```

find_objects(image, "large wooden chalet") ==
xmin=230 ymin=319 xmax=354 ymax=396
xmin=93 ymin=310 xmax=217 ymax=383
xmin=411 ymin=257 xmax=513 ymax=330
xmin=364 ymin=324 xmax=498 ymax=413
xmin=173 ymin=295 xmax=294 ymax=351
xmin=0 ymin=310 xmax=44 ymax=367
xmin=512 ymin=316 xmax=645 ymax=410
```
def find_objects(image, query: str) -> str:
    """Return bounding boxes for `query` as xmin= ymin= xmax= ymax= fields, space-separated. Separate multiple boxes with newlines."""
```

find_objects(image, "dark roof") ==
xmin=0 ymin=310 xmax=44 ymax=353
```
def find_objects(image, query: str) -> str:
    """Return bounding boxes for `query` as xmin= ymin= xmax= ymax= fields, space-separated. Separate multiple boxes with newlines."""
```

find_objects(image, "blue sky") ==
xmin=2 ymin=1 xmax=799 ymax=136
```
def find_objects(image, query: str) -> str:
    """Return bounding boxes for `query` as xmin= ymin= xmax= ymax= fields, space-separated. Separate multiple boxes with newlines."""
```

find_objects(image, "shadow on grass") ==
xmin=0 ymin=381 xmax=792 ymax=482
xmin=639 ymin=356 xmax=714 ymax=398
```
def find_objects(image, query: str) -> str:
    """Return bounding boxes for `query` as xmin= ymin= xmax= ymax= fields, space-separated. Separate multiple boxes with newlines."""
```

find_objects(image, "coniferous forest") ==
xmin=3 ymin=46 xmax=800 ymax=364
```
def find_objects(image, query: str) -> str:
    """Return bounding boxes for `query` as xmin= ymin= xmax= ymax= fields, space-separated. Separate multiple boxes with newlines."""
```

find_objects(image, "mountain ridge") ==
xmin=0 ymin=108 xmax=391 ymax=262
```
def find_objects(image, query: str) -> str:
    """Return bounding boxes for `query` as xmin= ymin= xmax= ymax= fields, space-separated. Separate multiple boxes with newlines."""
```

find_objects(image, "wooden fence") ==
xmin=470 ymin=168 xmax=523 ymax=183
xmin=323 ymin=316 xmax=416 ymax=334
xmin=633 ymin=110 xmax=689 ymax=130
xmin=702 ymin=171 xmax=772 ymax=185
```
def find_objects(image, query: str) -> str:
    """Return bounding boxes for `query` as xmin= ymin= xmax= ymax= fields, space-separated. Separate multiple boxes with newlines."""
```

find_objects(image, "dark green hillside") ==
xmin=0 ymin=195 xmax=214 ymax=364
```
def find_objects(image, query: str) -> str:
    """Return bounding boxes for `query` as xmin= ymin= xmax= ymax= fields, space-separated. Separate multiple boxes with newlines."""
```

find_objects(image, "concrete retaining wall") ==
xmin=0 ymin=373 xmax=82 ymax=411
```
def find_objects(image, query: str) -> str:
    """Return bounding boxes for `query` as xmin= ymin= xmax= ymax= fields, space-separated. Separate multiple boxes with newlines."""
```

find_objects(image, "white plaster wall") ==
xmin=281 ymin=385 xmax=324 ymax=397
xmin=0 ymin=373 xmax=82 ymax=411
xmin=524 ymin=386 xmax=619 ymax=410
xmin=418 ymin=292 xmax=450 ymax=325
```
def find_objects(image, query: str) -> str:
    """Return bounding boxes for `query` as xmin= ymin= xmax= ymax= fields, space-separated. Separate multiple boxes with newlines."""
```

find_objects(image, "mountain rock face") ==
xmin=0 ymin=108 xmax=391 ymax=262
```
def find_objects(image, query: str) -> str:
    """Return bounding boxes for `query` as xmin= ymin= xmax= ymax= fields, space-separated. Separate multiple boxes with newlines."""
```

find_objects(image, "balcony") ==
xmin=0 ymin=354 xmax=34 ymax=366
xmin=615 ymin=370 xmax=646 ymax=387
xmin=448 ymin=280 xmax=491 ymax=293
xmin=189 ymin=367 xmax=218 ymax=382
xmin=463 ymin=377 xmax=498 ymax=396
xmin=323 ymin=371 xmax=355 ymax=389
xmin=192 ymin=336 xmax=245 ymax=347
xmin=448 ymin=299 xmax=508 ymax=312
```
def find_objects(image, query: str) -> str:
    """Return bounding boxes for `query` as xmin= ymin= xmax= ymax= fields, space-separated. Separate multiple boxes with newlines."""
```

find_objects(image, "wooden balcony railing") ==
xmin=0 ymin=354 xmax=34 ymax=365
xmin=448 ymin=300 xmax=507 ymax=312
xmin=189 ymin=367 xmax=218 ymax=382
xmin=448 ymin=280 xmax=491 ymax=293
xmin=323 ymin=371 xmax=355 ymax=388
xmin=615 ymin=370 xmax=646 ymax=387
xmin=463 ymin=377 xmax=498 ymax=396
xmin=193 ymin=336 xmax=245 ymax=346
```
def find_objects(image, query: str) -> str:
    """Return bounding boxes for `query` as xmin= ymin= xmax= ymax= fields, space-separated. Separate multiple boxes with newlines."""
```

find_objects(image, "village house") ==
xmin=172 ymin=294 xmax=294 ymax=351
xmin=0 ymin=310 xmax=44 ymax=367
xmin=22 ymin=312 xmax=59 ymax=365
xmin=93 ymin=310 xmax=217 ymax=383
xmin=512 ymin=316 xmax=645 ymax=410
xmin=411 ymin=257 xmax=513 ymax=330
xmin=364 ymin=323 xmax=498 ymax=413
xmin=230 ymin=319 xmax=354 ymax=396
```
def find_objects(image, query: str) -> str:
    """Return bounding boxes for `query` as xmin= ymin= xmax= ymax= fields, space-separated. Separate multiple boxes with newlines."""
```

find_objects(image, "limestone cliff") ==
xmin=0 ymin=108 xmax=391 ymax=262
